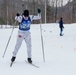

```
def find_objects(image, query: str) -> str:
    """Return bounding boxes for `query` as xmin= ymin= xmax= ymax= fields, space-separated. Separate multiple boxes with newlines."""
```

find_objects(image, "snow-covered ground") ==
xmin=0 ymin=23 xmax=76 ymax=75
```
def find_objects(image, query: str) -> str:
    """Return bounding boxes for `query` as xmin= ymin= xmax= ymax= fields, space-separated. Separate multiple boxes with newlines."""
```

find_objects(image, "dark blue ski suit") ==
xmin=59 ymin=18 xmax=64 ymax=36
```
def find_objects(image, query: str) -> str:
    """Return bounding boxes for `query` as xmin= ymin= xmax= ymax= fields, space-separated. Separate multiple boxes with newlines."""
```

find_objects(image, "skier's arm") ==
xmin=30 ymin=8 xmax=41 ymax=21
xmin=30 ymin=14 xmax=41 ymax=20
xmin=15 ymin=13 xmax=22 ymax=23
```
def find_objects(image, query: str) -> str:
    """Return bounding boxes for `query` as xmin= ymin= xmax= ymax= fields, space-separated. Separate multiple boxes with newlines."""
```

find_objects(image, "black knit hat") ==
xmin=16 ymin=13 xmax=20 ymax=16
xmin=23 ymin=10 xmax=29 ymax=17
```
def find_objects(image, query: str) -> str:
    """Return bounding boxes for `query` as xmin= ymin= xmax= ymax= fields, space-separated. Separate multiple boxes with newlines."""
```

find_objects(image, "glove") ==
xmin=38 ymin=8 xmax=41 ymax=14
xmin=16 ymin=13 xmax=20 ymax=16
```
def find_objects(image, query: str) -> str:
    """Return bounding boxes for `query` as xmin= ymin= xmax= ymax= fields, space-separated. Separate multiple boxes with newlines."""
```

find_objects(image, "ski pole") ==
xmin=37 ymin=0 xmax=45 ymax=62
xmin=2 ymin=21 xmax=16 ymax=58
xmin=39 ymin=14 xmax=45 ymax=62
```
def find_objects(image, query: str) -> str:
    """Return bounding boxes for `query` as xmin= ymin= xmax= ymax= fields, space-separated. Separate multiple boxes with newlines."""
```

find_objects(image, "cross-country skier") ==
xmin=11 ymin=9 xmax=41 ymax=63
xmin=59 ymin=17 xmax=64 ymax=36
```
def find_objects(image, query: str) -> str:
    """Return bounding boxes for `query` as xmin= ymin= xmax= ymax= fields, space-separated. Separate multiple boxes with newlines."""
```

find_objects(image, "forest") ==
xmin=0 ymin=0 xmax=76 ymax=25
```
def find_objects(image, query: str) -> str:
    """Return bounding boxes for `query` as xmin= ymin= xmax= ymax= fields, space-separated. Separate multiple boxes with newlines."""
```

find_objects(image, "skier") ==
xmin=59 ymin=17 xmax=64 ymax=36
xmin=11 ymin=9 xmax=41 ymax=63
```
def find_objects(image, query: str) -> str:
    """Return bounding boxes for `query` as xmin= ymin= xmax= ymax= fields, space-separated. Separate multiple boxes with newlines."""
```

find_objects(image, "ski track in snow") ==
xmin=0 ymin=23 xmax=76 ymax=75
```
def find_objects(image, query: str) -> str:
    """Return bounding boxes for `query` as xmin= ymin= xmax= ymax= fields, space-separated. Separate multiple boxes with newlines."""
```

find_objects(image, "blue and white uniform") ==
xmin=13 ymin=14 xmax=41 ymax=58
xmin=19 ymin=17 xmax=31 ymax=31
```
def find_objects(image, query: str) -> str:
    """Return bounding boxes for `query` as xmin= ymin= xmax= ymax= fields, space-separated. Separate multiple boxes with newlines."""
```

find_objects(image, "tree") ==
xmin=72 ymin=0 xmax=76 ymax=23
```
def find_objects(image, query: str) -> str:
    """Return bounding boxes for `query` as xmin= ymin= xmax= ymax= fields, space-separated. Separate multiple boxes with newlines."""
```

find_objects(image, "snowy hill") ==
xmin=0 ymin=23 xmax=76 ymax=75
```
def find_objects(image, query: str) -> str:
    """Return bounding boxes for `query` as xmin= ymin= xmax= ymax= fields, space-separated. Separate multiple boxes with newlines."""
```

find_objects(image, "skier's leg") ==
xmin=12 ymin=30 xmax=24 ymax=57
xmin=24 ymin=31 xmax=32 ymax=63
xmin=11 ymin=33 xmax=24 ymax=64
xmin=61 ymin=28 xmax=63 ymax=35
xmin=60 ymin=28 xmax=62 ymax=36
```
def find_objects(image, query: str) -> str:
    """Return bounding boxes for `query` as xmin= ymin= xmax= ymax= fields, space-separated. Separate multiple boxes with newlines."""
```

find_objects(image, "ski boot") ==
xmin=60 ymin=34 xmax=63 ymax=36
xmin=28 ymin=58 xmax=32 ymax=63
xmin=11 ymin=56 xmax=16 ymax=63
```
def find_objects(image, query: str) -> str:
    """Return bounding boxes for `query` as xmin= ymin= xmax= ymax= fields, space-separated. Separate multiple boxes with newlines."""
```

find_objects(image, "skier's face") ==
xmin=24 ymin=16 xmax=28 ymax=20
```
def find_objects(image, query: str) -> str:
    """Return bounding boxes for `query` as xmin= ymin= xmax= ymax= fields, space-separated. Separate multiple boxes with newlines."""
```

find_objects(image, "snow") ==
xmin=0 ymin=23 xmax=76 ymax=75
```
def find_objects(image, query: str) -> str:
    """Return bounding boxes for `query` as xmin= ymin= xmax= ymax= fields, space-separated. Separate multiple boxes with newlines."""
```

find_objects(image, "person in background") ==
xmin=59 ymin=17 xmax=64 ymax=36
xmin=11 ymin=9 xmax=41 ymax=64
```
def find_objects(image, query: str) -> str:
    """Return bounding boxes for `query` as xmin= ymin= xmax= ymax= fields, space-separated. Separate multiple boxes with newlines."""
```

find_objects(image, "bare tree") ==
xmin=66 ymin=0 xmax=72 ymax=23
xmin=0 ymin=0 xmax=57 ymax=24
xmin=72 ymin=0 xmax=76 ymax=23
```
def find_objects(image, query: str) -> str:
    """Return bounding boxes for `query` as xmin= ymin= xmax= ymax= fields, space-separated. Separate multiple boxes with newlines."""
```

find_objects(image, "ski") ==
xmin=25 ymin=60 xmax=39 ymax=68
xmin=10 ymin=61 xmax=39 ymax=68
xmin=10 ymin=62 xmax=14 ymax=67
xmin=10 ymin=62 xmax=13 ymax=67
